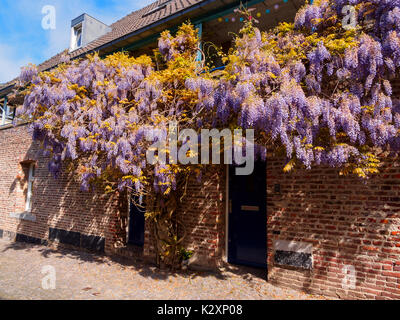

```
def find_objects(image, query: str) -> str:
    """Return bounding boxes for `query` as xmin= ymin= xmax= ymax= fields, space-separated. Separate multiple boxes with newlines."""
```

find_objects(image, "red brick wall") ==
xmin=267 ymin=157 xmax=400 ymax=299
xmin=178 ymin=167 xmax=226 ymax=269
xmin=0 ymin=125 xmax=121 ymax=253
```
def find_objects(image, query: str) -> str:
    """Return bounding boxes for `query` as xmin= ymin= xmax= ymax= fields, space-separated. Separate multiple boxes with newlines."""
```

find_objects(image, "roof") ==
xmin=38 ymin=0 xmax=209 ymax=71
xmin=0 ymin=0 xmax=212 ymax=93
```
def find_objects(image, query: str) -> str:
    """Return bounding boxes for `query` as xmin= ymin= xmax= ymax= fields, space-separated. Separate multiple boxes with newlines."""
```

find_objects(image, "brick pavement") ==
xmin=0 ymin=239 xmax=329 ymax=300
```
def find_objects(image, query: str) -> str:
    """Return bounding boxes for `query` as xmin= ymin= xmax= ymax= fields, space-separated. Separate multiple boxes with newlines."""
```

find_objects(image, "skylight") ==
xmin=142 ymin=0 xmax=172 ymax=18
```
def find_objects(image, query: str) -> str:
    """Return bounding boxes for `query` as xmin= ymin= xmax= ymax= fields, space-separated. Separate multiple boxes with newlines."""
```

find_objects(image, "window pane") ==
xmin=25 ymin=164 xmax=35 ymax=211
xmin=75 ymin=28 xmax=82 ymax=48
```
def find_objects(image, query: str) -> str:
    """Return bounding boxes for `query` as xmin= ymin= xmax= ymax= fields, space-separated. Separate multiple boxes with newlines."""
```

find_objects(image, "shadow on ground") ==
xmin=1 ymin=240 xmax=267 ymax=283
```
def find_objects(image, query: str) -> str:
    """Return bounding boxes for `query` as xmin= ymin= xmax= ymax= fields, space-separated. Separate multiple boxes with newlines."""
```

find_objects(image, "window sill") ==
xmin=0 ymin=123 xmax=14 ymax=130
xmin=9 ymin=212 xmax=36 ymax=222
xmin=0 ymin=121 xmax=29 ymax=130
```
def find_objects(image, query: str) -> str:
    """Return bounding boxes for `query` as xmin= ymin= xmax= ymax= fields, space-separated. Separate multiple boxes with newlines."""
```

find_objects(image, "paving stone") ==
xmin=0 ymin=240 xmax=329 ymax=300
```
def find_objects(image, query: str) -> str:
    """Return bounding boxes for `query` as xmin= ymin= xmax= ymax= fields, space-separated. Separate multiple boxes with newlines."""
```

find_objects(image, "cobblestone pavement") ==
xmin=0 ymin=240 xmax=329 ymax=300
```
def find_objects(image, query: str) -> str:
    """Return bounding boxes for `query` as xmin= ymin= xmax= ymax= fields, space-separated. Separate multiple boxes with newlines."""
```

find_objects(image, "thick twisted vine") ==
xmin=145 ymin=173 xmax=189 ymax=268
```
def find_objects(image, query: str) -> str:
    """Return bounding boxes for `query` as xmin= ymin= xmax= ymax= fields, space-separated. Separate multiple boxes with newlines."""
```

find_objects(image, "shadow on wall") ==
xmin=267 ymin=158 xmax=400 ymax=300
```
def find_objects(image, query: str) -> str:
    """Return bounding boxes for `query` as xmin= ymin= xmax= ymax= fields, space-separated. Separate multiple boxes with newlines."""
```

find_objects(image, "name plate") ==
xmin=241 ymin=205 xmax=259 ymax=212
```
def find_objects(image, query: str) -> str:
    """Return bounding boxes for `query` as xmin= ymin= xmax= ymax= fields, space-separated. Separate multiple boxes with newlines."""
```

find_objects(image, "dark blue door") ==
xmin=228 ymin=161 xmax=267 ymax=268
xmin=128 ymin=196 xmax=145 ymax=246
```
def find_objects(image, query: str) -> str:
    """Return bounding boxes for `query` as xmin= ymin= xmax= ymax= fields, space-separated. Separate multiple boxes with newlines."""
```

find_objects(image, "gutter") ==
xmin=0 ymin=84 xmax=15 ymax=98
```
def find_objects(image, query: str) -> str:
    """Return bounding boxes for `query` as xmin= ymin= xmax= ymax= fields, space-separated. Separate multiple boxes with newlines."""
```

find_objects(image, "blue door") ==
xmin=128 ymin=196 xmax=145 ymax=246
xmin=228 ymin=162 xmax=267 ymax=268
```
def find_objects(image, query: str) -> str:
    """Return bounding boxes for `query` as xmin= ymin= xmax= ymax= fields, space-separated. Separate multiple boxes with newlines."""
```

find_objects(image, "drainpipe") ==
xmin=1 ymin=96 xmax=7 ymax=126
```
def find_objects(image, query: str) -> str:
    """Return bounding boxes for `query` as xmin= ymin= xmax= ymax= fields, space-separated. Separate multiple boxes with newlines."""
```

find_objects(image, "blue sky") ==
xmin=0 ymin=0 xmax=154 ymax=83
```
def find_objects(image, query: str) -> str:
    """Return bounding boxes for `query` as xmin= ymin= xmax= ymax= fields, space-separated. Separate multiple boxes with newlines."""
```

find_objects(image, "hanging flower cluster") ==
xmin=16 ymin=0 xmax=400 ymax=198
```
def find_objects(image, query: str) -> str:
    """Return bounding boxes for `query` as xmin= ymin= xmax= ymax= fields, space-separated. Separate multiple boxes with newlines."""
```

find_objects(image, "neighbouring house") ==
xmin=1 ymin=0 xmax=400 ymax=300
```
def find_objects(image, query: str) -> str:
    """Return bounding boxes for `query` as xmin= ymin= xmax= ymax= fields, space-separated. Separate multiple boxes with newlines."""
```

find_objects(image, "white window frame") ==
xmin=25 ymin=163 xmax=35 ymax=212
xmin=1 ymin=96 xmax=8 ymax=126
xmin=70 ymin=23 xmax=83 ymax=51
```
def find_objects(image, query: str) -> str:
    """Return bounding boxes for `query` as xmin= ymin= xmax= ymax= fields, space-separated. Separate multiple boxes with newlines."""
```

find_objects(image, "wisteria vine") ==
xmin=16 ymin=0 xmax=400 ymax=194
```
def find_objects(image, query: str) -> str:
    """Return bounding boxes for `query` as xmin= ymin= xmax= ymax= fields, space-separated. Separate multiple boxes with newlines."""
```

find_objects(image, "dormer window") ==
xmin=69 ymin=14 xmax=111 ymax=52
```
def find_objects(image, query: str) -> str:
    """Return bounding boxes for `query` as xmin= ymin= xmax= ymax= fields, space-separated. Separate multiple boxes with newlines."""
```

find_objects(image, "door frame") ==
xmin=225 ymin=165 xmax=229 ymax=262
xmin=225 ymin=164 xmax=267 ymax=268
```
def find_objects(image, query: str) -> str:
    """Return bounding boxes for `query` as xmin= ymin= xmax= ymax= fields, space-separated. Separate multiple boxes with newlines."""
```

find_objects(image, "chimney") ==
xmin=69 ymin=14 xmax=111 ymax=52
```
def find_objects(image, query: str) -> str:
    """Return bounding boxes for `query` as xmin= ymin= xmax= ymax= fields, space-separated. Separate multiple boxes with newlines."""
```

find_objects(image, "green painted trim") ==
xmin=105 ymin=0 xmax=266 ymax=56
xmin=192 ymin=0 xmax=265 ymax=25
xmin=122 ymin=33 xmax=162 ymax=52
xmin=0 ymin=84 xmax=14 ymax=98
xmin=196 ymin=22 xmax=203 ymax=62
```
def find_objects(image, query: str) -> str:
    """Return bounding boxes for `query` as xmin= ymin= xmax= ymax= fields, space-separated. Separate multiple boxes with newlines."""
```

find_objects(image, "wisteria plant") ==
xmin=15 ymin=0 xmax=400 ymax=267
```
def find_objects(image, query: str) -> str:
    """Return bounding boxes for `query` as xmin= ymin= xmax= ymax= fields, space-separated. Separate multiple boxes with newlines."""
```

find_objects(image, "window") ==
xmin=0 ymin=96 xmax=16 ymax=126
xmin=70 ymin=24 xmax=83 ymax=51
xmin=25 ymin=163 xmax=35 ymax=212
xmin=141 ymin=0 xmax=172 ymax=18
xmin=74 ymin=26 xmax=82 ymax=49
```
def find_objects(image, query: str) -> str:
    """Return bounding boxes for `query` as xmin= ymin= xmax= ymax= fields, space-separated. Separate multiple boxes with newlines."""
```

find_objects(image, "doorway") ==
xmin=127 ymin=195 xmax=145 ymax=246
xmin=228 ymin=162 xmax=267 ymax=268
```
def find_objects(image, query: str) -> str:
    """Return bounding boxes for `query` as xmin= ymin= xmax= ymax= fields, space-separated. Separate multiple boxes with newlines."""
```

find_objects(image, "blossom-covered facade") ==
xmin=1 ymin=0 xmax=400 ymax=300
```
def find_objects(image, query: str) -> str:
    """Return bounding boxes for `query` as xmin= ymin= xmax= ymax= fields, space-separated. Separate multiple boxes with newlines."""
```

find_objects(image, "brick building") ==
xmin=1 ymin=0 xmax=400 ymax=300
